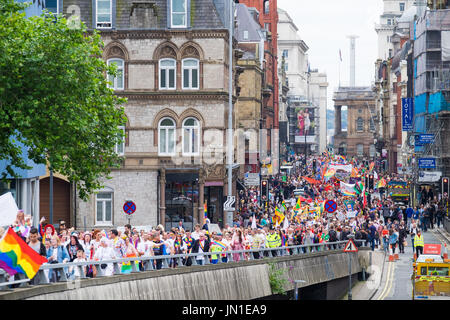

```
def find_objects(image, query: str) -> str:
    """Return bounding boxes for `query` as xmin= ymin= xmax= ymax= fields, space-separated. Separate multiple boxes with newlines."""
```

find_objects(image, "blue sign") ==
xmin=402 ymin=98 xmax=414 ymax=131
xmin=418 ymin=158 xmax=436 ymax=169
xmin=415 ymin=134 xmax=435 ymax=146
xmin=123 ymin=201 xmax=136 ymax=215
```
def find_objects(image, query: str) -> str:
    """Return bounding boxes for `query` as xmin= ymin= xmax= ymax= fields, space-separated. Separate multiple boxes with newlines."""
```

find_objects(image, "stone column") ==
xmin=159 ymin=168 xmax=166 ymax=228
xmin=198 ymin=169 xmax=205 ymax=226
xmin=335 ymin=105 xmax=342 ymax=134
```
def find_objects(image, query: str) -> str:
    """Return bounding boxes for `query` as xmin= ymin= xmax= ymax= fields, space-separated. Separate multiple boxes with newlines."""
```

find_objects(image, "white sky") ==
xmin=277 ymin=0 xmax=384 ymax=109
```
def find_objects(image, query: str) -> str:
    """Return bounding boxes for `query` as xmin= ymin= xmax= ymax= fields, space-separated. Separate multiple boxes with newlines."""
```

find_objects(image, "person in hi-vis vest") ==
xmin=414 ymin=230 xmax=424 ymax=258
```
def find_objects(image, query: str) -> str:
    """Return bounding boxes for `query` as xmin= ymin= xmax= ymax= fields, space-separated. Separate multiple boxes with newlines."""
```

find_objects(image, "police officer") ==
xmin=266 ymin=226 xmax=281 ymax=257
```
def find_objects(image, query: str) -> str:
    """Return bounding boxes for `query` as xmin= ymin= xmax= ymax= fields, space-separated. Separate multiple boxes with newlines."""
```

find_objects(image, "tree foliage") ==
xmin=0 ymin=0 xmax=126 ymax=200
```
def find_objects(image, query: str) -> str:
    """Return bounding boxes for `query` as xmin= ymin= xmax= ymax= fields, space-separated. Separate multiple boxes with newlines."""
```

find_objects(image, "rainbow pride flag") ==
xmin=212 ymin=241 xmax=227 ymax=250
xmin=0 ymin=228 xmax=48 ymax=279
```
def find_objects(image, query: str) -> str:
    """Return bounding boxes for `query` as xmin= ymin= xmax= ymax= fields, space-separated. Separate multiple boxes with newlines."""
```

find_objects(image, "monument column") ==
xmin=335 ymin=105 xmax=342 ymax=134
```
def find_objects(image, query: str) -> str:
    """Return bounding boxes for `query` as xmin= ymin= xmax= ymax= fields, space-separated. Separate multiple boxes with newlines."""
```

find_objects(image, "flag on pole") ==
xmin=204 ymin=202 xmax=208 ymax=225
xmin=0 ymin=228 xmax=48 ymax=279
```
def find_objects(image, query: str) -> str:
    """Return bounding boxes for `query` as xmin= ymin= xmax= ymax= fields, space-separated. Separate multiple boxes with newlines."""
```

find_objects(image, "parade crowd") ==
xmin=1 ymin=152 xmax=448 ymax=282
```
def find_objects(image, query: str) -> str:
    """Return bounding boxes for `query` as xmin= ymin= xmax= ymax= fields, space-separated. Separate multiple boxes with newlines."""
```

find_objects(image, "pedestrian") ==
xmin=414 ymin=230 xmax=424 ymax=258
xmin=398 ymin=223 xmax=407 ymax=254
xmin=389 ymin=228 xmax=398 ymax=257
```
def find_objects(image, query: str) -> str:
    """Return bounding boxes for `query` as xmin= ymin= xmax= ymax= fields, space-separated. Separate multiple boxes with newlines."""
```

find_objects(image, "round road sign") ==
xmin=123 ymin=201 xmax=136 ymax=215
xmin=324 ymin=200 xmax=338 ymax=214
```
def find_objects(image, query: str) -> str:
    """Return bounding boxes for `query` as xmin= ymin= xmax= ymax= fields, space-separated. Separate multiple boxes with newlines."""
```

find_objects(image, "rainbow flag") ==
xmin=204 ymin=202 xmax=208 ymax=224
xmin=324 ymin=168 xmax=336 ymax=180
xmin=369 ymin=162 xmax=375 ymax=172
xmin=212 ymin=241 xmax=227 ymax=250
xmin=0 ymin=228 xmax=48 ymax=279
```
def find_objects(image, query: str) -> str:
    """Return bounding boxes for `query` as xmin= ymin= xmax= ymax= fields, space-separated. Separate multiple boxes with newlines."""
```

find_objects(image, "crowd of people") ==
xmin=1 ymin=153 xmax=448 ymax=283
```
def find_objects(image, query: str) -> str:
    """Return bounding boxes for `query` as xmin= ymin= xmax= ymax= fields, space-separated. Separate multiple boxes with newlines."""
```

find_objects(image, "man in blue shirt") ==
xmin=406 ymin=206 xmax=414 ymax=231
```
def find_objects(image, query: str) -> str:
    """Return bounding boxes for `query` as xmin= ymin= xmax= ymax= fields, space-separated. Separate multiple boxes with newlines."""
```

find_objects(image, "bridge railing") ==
xmin=0 ymin=240 xmax=368 ymax=289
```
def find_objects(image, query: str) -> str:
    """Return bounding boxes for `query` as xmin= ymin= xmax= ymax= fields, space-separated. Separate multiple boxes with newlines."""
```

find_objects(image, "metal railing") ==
xmin=0 ymin=240 xmax=367 ymax=290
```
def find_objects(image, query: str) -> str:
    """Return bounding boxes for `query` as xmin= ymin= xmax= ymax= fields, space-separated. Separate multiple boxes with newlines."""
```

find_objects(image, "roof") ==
xmin=235 ymin=3 xmax=264 ymax=43
xmin=63 ymin=0 xmax=227 ymax=30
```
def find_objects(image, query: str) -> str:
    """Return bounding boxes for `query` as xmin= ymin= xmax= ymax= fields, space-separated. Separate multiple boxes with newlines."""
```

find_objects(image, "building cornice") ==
xmin=116 ymin=91 xmax=234 ymax=101
xmin=100 ymin=29 xmax=230 ymax=41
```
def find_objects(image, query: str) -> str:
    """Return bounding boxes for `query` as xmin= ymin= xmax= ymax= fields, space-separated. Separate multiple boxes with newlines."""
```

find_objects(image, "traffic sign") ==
xmin=123 ymin=201 xmax=136 ymax=215
xmin=343 ymin=239 xmax=358 ymax=252
xmin=223 ymin=196 xmax=236 ymax=212
xmin=324 ymin=200 xmax=337 ymax=214
xmin=423 ymin=244 xmax=441 ymax=255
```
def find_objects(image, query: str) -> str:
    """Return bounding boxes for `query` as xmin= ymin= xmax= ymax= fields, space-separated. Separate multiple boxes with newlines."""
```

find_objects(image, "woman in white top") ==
xmin=94 ymin=238 xmax=117 ymax=276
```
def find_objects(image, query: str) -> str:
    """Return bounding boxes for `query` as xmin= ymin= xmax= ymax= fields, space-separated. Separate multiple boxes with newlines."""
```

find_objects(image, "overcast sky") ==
xmin=277 ymin=0 xmax=384 ymax=109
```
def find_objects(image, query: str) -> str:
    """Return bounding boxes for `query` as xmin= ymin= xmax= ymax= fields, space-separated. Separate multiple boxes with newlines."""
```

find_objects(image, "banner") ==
xmin=402 ymin=98 xmax=414 ymax=132
xmin=340 ymin=182 xmax=356 ymax=196
xmin=329 ymin=164 xmax=353 ymax=173
xmin=0 ymin=192 xmax=19 ymax=228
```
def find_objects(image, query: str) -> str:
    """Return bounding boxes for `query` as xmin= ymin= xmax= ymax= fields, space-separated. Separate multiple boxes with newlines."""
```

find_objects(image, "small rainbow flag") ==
xmin=0 ymin=228 xmax=48 ymax=279
xmin=204 ymin=202 xmax=208 ymax=224
xmin=212 ymin=241 xmax=227 ymax=250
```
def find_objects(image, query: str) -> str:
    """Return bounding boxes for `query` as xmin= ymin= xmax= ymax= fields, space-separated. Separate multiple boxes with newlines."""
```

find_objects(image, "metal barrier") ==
xmin=0 ymin=240 xmax=367 ymax=289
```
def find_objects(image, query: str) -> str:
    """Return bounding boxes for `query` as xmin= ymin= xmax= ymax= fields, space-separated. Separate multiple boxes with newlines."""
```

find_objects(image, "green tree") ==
xmin=0 ymin=0 xmax=126 ymax=200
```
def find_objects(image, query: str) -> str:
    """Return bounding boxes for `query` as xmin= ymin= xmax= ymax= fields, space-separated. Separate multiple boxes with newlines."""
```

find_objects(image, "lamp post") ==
xmin=225 ymin=0 xmax=234 ymax=226
xmin=293 ymin=280 xmax=306 ymax=300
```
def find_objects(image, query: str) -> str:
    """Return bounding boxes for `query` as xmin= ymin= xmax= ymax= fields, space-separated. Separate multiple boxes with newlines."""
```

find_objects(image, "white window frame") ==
xmin=96 ymin=0 xmax=112 ymax=29
xmin=282 ymin=50 xmax=288 ymax=58
xmin=399 ymin=2 xmax=405 ymax=12
xmin=95 ymin=192 xmax=113 ymax=226
xmin=171 ymin=0 xmax=187 ymax=28
xmin=158 ymin=118 xmax=176 ymax=156
xmin=159 ymin=58 xmax=177 ymax=90
xmin=115 ymin=125 xmax=125 ymax=156
xmin=107 ymin=58 xmax=124 ymax=90
xmin=182 ymin=58 xmax=199 ymax=90
xmin=182 ymin=117 xmax=200 ymax=156
xmin=45 ymin=0 xmax=59 ymax=14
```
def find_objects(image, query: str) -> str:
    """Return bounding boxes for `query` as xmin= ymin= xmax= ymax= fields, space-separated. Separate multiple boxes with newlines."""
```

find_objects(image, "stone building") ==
xmin=238 ymin=0 xmax=279 ymax=174
xmin=235 ymin=4 xmax=265 ymax=176
xmin=333 ymin=87 xmax=377 ymax=159
xmin=67 ymin=0 xmax=240 ymax=231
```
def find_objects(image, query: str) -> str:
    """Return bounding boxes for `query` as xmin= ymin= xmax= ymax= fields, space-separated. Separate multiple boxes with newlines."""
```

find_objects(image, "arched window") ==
xmin=107 ymin=58 xmax=124 ymax=90
xmin=159 ymin=58 xmax=176 ymax=90
xmin=356 ymin=117 xmax=364 ymax=132
xmin=182 ymin=58 xmax=199 ymax=90
xmin=159 ymin=118 xmax=176 ymax=155
xmin=357 ymin=144 xmax=364 ymax=157
xmin=182 ymin=118 xmax=200 ymax=156
xmin=264 ymin=0 xmax=270 ymax=14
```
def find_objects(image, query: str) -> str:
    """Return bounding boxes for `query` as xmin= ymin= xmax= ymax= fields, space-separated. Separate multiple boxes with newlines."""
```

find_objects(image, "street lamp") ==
xmin=293 ymin=280 xmax=306 ymax=300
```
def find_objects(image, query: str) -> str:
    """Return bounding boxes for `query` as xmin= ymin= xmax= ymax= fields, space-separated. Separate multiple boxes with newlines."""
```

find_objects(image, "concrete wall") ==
xmin=0 ymin=250 xmax=371 ymax=300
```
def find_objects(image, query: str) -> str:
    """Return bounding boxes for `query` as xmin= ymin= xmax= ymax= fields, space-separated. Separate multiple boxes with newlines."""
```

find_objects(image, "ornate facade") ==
xmin=69 ymin=0 xmax=239 ymax=230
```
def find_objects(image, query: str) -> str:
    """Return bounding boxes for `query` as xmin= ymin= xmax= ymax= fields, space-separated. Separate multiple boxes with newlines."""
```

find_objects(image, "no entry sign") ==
xmin=324 ymin=200 xmax=338 ymax=214
xmin=123 ymin=201 xmax=136 ymax=215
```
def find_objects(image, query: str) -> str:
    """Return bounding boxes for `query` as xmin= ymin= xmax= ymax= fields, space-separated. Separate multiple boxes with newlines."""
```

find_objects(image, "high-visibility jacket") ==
xmin=414 ymin=234 xmax=424 ymax=247
xmin=210 ymin=244 xmax=223 ymax=260
xmin=266 ymin=233 xmax=281 ymax=248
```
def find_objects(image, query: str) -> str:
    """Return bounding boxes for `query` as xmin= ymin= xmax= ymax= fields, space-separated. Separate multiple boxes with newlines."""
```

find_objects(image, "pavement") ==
xmin=342 ymin=225 xmax=450 ymax=300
